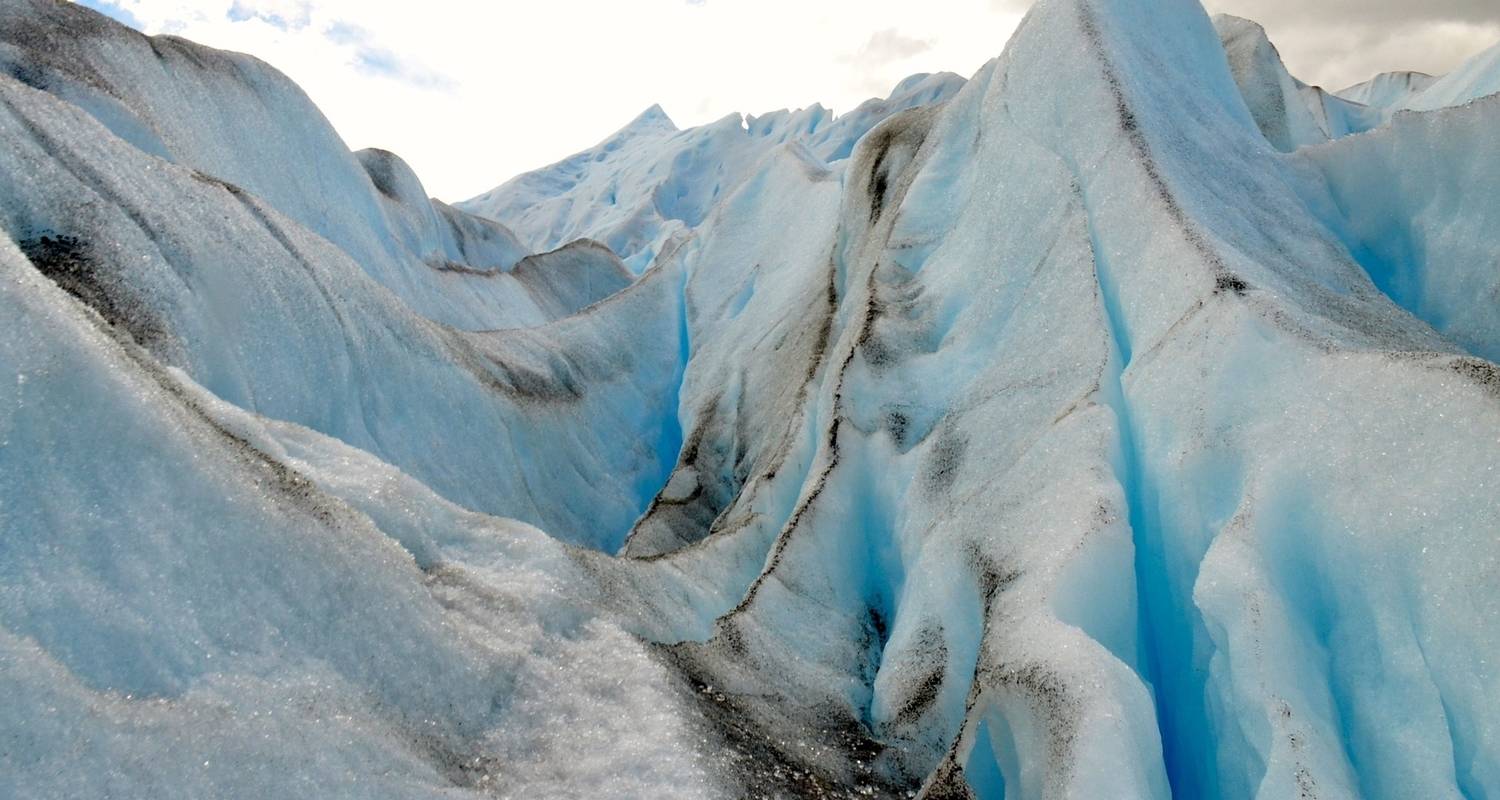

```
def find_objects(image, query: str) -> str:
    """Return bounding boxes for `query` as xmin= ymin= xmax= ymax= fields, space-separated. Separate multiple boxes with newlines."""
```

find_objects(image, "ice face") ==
xmin=1213 ymin=15 xmax=1383 ymax=150
xmin=1388 ymin=41 xmax=1500 ymax=112
xmin=1331 ymin=39 xmax=1500 ymax=118
xmin=0 ymin=71 xmax=686 ymax=551
xmin=0 ymin=0 xmax=565 ymax=330
xmin=3 ymin=0 xmax=1499 ymax=798
xmin=1297 ymin=95 xmax=1500 ymax=363
xmin=0 ymin=237 xmax=728 ymax=799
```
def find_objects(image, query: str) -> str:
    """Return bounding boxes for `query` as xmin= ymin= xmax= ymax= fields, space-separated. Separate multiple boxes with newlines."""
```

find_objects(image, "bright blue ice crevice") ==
xmin=1073 ymin=162 xmax=1217 ymax=797
xmin=848 ymin=435 xmax=911 ymax=732
xmin=620 ymin=244 xmax=694 ymax=554
xmin=1025 ymin=15 xmax=1216 ymax=791
xmin=964 ymin=717 xmax=1012 ymax=800
xmin=997 ymin=1 xmax=1489 ymax=797
xmin=665 ymin=248 xmax=693 ymax=457
xmin=1064 ymin=5 xmax=1500 ymax=798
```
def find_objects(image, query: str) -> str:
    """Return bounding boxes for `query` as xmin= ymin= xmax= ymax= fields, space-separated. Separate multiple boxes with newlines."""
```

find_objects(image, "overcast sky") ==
xmin=76 ymin=0 xmax=1500 ymax=202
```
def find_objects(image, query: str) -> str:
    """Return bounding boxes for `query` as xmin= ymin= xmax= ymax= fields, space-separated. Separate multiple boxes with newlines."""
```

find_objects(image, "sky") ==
xmin=74 ymin=0 xmax=1500 ymax=203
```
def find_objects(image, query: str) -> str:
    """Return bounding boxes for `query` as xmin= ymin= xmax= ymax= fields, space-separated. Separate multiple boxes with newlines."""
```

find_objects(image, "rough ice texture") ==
xmin=1213 ymin=15 xmax=1382 ymax=150
xmin=1337 ymin=70 xmax=1440 ymax=111
xmin=3 ymin=0 xmax=1499 ymax=798
xmin=0 ymin=67 xmax=683 ymax=551
xmin=1332 ymin=39 xmax=1500 ymax=117
xmin=1392 ymin=41 xmax=1500 ymax=112
xmin=0 ymin=0 xmax=591 ymax=330
xmin=458 ymin=73 xmax=966 ymax=272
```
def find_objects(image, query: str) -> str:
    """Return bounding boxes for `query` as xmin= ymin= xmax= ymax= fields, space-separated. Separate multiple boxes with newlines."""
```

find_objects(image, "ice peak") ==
xmin=625 ymin=102 xmax=677 ymax=133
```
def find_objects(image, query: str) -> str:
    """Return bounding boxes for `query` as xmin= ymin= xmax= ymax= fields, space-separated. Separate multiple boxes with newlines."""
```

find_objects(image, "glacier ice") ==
xmin=1337 ymin=70 xmax=1442 ymax=112
xmin=458 ymin=72 xmax=966 ymax=273
xmin=1330 ymin=39 xmax=1500 ymax=119
xmin=2 ymin=0 xmax=1499 ymax=798
xmin=1214 ymin=15 xmax=1383 ymax=150
xmin=1404 ymin=45 xmax=1500 ymax=111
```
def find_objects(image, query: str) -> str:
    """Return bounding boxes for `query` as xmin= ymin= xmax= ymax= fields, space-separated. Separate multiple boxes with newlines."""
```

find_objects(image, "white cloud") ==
xmin=840 ymin=29 xmax=935 ymax=94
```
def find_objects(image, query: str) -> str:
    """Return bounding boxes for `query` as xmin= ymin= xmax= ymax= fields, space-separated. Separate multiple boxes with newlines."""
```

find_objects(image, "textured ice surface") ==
xmin=0 ymin=238 xmax=722 ymax=798
xmin=459 ymin=73 xmax=965 ymax=272
xmin=1389 ymin=41 xmax=1500 ymax=112
xmin=1298 ymin=96 xmax=1500 ymax=363
xmin=1333 ymin=39 xmax=1500 ymax=117
xmin=0 ymin=0 xmax=592 ymax=330
xmin=0 ymin=68 xmax=684 ymax=549
xmin=1214 ymin=15 xmax=1382 ymax=150
xmin=3 ymin=0 xmax=1499 ymax=798
xmin=1337 ymin=70 xmax=1440 ymax=112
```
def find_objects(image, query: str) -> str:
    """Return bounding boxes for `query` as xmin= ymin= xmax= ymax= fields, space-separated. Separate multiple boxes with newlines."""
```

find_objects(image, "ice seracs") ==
xmin=1337 ymin=70 xmax=1440 ymax=111
xmin=1338 ymin=40 xmax=1500 ymax=114
xmin=1213 ymin=15 xmax=1382 ymax=150
xmin=2 ymin=0 xmax=1498 ymax=797
xmin=459 ymin=71 xmax=965 ymax=272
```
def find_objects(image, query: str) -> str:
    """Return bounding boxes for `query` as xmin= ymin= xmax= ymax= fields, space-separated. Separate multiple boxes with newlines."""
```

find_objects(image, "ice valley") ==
xmin=1 ymin=0 xmax=1499 ymax=797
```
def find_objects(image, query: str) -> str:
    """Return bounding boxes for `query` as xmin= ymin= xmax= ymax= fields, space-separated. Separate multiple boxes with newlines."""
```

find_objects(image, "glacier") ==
xmin=1338 ymin=40 xmax=1500 ymax=115
xmin=2 ymin=0 xmax=1498 ymax=798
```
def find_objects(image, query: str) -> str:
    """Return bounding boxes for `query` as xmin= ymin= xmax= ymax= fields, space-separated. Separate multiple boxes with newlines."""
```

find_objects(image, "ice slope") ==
xmin=0 ymin=0 xmax=610 ymax=331
xmin=1332 ymin=40 xmax=1500 ymax=116
xmin=503 ymin=238 xmax=635 ymax=322
xmin=619 ymin=141 xmax=846 ymax=558
xmin=1337 ymin=71 xmax=1439 ymax=111
xmin=0 ymin=69 xmax=681 ymax=550
xmin=4 ymin=0 xmax=1500 ymax=798
xmin=1212 ymin=4 xmax=1500 ymax=364
xmin=0 ymin=237 xmax=726 ymax=798
xmin=1214 ymin=15 xmax=1382 ymax=150
xmin=459 ymin=72 xmax=965 ymax=272
xmin=1400 ymin=40 xmax=1500 ymax=111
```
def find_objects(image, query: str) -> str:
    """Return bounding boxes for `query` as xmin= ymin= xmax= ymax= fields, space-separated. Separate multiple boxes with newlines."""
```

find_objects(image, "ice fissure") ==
xmin=1072 ymin=5 xmax=1225 ymax=794
xmin=3 ymin=0 xmax=1499 ymax=797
